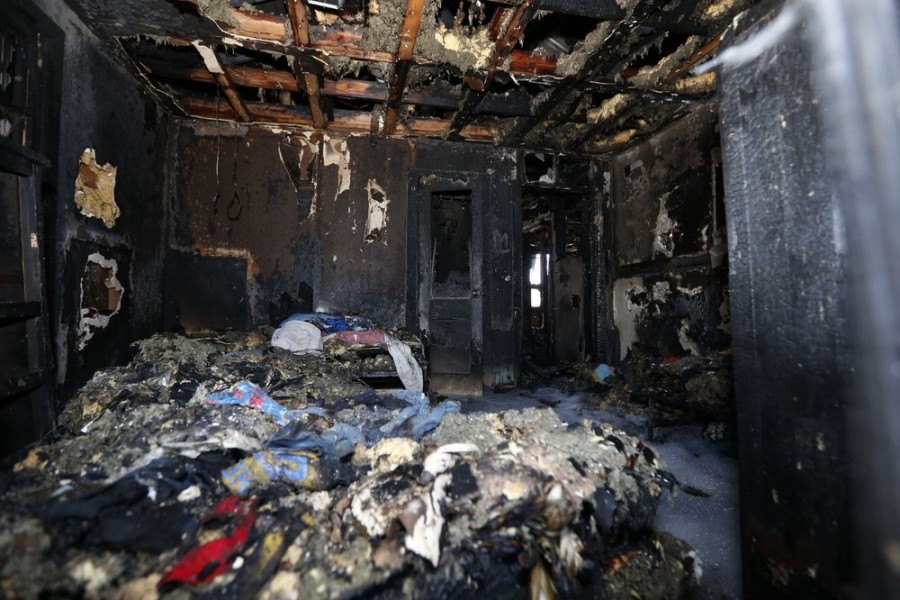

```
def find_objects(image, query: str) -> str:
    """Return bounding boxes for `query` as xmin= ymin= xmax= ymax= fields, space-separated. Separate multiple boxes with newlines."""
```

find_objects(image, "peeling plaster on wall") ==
xmin=652 ymin=281 xmax=671 ymax=302
xmin=364 ymin=179 xmax=389 ymax=245
xmin=678 ymin=318 xmax=702 ymax=356
xmin=76 ymin=253 xmax=124 ymax=351
xmin=74 ymin=148 xmax=119 ymax=228
xmin=322 ymin=136 xmax=350 ymax=199
xmin=653 ymin=193 xmax=678 ymax=258
xmin=675 ymin=275 xmax=705 ymax=297
xmin=613 ymin=277 xmax=646 ymax=358
xmin=277 ymin=133 xmax=317 ymax=196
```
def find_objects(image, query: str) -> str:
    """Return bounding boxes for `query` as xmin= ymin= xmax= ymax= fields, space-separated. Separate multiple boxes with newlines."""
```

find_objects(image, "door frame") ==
xmin=407 ymin=169 xmax=488 ymax=393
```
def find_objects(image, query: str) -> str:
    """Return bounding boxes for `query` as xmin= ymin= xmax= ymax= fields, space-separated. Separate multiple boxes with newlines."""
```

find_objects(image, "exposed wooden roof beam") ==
xmin=179 ymin=95 xmax=493 ymax=141
xmin=569 ymin=34 xmax=723 ymax=150
xmin=192 ymin=41 xmax=252 ymax=122
xmin=149 ymin=64 xmax=532 ymax=117
xmin=448 ymin=0 xmax=539 ymax=136
xmin=177 ymin=1 xmax=556 ymax=76
xmin=500 ymin=0 xmax=668 ymax=145
xmin=381 ymin=0 xmax=426 ymax=136
xmin=284 ymin=0 xmax=326 ymax=129
xmin=179 ymin=0 xmax=396 ymax=62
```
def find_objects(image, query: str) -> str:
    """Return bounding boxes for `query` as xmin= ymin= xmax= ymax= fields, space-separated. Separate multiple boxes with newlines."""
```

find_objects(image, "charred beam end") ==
xmin=502 ymin=0 xmax=669 ymax=145
xmin=284 ymin=0 xmax=327 ymax=128
xmin=448 ymin=0 xmax=539 ymax=135
xmin=570 ymin=34 xmax=724 ymax=149
xmin=215 ymin=71 xmax=253 ymax=122
xmin=192 ymin=41 xmax=253 ymax=122
xmin=382 ymin=0 xmax=425 ymax=136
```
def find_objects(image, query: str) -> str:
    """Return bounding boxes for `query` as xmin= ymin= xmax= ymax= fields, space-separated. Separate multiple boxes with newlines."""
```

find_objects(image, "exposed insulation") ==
xmin=74 ymin=148 xmax=119 ymax=229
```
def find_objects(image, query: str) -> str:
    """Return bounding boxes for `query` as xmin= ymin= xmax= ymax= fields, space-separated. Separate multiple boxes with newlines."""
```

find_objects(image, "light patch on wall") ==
xmin=364 ymin=179 xmax=389 ymax=245
xmin=76 ymin=253 xmax=124 ymax=350
xmin=322 ymin=136 xmax=350 ymax=199
xmin=653 ymin=193 xmax=677 ymax=258
xmin=652 ymin=280 xmax=671 ymax=302
xmin=613 ymin=277 xmax=647 ymax=358
xmin=678 ymin=318 xmax=701 ymax=356
xmin=74 ymin=148 xmax=119 ymax=228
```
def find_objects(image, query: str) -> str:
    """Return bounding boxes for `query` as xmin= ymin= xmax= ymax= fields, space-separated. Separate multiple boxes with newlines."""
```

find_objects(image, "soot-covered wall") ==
xmin=168 ymin=124 xmax=318 ymax=331
xmin=168 ymin=131 xmax=521 ymax=387
xmin=607 ymin=104 xmax=728 ymax=362
xmin=719 ymin=16 xmax=853 ymax=599
xmin=28 ymin=0 xmax=172 ymax=400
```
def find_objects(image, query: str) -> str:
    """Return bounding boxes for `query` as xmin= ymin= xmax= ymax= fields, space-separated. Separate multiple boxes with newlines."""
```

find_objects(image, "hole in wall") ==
xmin=76 ymin=253 xmax=124 ymax=351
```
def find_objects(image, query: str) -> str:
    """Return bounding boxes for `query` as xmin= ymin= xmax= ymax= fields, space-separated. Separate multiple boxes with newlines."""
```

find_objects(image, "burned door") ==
xmin=410 ymin=173 xmax=485 ymax=395
xmin=0 ymin=12 xmax=56 ymax=456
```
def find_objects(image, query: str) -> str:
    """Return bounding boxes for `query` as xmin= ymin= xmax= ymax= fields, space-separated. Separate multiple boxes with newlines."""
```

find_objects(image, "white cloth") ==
xmin=385 ymin=335 xmax=424 ymax=392
xmin=271 ymin=320 xmax=323 ymax=353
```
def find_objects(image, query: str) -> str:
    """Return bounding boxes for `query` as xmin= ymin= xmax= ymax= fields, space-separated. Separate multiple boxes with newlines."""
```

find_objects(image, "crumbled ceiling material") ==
xmin=68 ymin=0 xmax=762 ymax=154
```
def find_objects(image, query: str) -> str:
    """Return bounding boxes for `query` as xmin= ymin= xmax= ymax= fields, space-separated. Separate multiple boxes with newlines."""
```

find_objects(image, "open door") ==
xmin=411 ymin=172 xmax=485 ymax=395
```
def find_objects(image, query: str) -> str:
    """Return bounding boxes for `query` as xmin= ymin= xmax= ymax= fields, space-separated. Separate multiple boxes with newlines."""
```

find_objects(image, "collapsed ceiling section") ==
xmin=70 ymin=0 xmax=756 ymax=154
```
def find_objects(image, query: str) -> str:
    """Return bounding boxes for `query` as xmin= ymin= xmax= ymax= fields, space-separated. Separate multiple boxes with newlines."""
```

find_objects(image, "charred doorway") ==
xmin=410 ymin=172 xmax=486 ymax=395
xmin=521 ymin=156 xmax=594 ymax=366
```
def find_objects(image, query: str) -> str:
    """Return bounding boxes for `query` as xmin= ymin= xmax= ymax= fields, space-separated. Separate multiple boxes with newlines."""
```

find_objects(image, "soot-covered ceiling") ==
xmin=67 ymin=0 xmax=757 ymax=154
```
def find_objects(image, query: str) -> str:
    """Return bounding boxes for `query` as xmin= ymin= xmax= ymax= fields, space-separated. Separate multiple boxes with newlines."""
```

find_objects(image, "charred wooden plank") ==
xmin=284 ymin=0 xmax=326 ymax=128
xmin=180 ymin=96 xmax=493 ymax=141
xmin=501 ymin=0 xmax=668 ymax=145
xmin=382 ymin=0 xmax=426 ymax=135
xmin=148 ymin=64 xmax=533 ymax=116
xmin=192 ymin=41 xmax=252 ymax=122
xmin=448 ymin=0 xmax=539 ymax=135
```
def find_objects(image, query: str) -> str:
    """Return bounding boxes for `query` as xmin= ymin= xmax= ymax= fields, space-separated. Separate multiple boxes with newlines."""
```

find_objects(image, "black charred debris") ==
xmin=1 ymin=328 xmax=703 ymax=599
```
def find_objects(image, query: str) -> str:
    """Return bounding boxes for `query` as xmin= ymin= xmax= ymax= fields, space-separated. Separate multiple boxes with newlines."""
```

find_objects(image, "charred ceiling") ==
xmin=68 ymin=0 xmax=757 ymax=154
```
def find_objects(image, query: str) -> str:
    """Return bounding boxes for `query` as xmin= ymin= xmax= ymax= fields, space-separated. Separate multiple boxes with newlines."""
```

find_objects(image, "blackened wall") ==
xmin=719 ymin=18 xmax=853 ymax=600
xmin=606 ymin=104 xmax=728 ymax=362
xmin=167 ymin=132 xmax=521 ymax=388
xmin=29 ymin=0 xmax=172 ymax=401
xmin=317 ymin=137 xmax=412 ymax=327
xmin=168 ymin=125 xmax=318 ymax=330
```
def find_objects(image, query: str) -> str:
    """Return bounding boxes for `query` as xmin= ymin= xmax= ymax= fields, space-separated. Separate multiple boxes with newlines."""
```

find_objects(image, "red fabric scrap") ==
xmin=326 ymin=329 xmax=387 ymax=346
xmin=157 ymin=496 xmax=257 ymax=590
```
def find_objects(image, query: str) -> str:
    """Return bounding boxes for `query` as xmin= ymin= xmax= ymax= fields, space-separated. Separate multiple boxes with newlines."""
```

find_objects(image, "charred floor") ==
xmin=1 ymin=0 xmax=898 ymax=599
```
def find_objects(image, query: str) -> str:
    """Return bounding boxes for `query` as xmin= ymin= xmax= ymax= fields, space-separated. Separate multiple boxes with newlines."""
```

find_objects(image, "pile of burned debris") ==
xmin=1 ymin=327 xmax=700 ymax=599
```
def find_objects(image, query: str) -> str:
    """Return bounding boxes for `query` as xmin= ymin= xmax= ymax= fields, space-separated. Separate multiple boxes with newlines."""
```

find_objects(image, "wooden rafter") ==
xmin=284 ymin=0 xmax=326 ymax=129
xmin=178 ymin=1 xmax=556 ymax=77
xmin=179 ymin=95 xmax=494 ymax=141
xmin=570 ymin=33 xmax=723 ymax=150
xmin=381 ymin=0 xmax=426 ymax=136
xmin=448 ymin=0 xmax=539 ymax=135
xmin=149 ymin=63 xmax=533 ymax=117
xmin=500 ymin=0 xmax=668 ymax=145
xmin=192 ymin=41 xmax=252 ymax=122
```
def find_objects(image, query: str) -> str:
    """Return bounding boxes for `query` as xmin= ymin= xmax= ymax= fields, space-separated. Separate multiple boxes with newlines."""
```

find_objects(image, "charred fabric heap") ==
xmin=0 ymin=329 xmax=699 ymax=599
xmin=98 ymin=0 xmax=755 ymax=153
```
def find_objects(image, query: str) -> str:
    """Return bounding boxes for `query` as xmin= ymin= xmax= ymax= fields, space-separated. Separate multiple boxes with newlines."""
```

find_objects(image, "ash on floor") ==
xmin=0 ymin=331 xmax=727 ymax=599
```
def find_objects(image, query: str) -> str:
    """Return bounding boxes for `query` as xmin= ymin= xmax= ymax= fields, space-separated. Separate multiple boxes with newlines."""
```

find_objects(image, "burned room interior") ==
xmin=2 ymin=0 xmax=899 ymax=598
